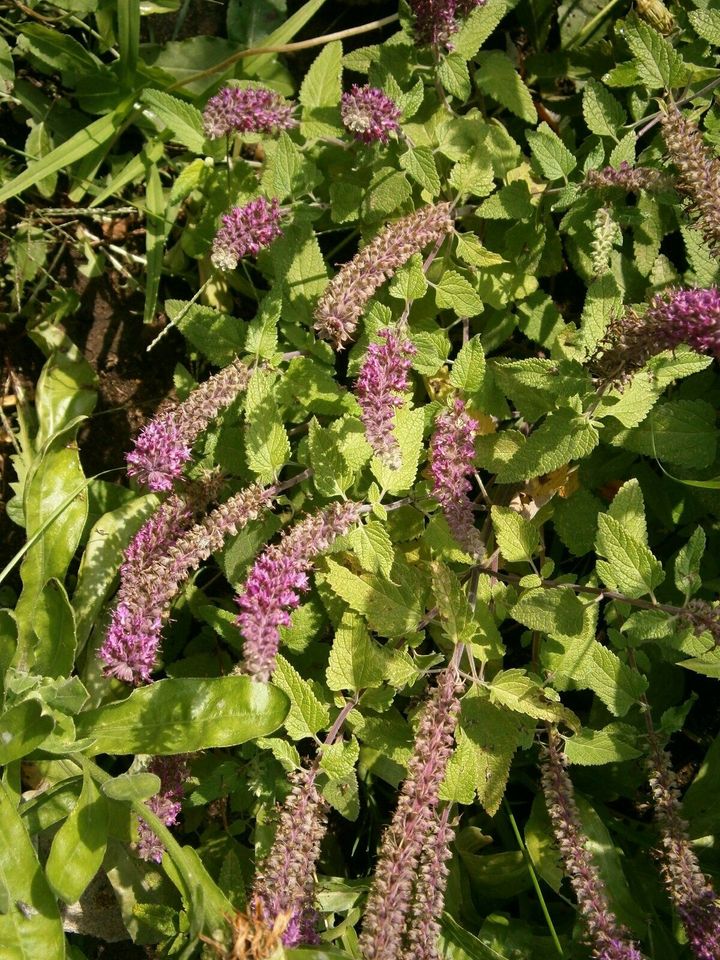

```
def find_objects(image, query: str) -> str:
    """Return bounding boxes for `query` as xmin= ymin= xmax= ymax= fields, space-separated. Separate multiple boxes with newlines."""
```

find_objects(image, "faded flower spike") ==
xmin=541 ymin=730 xmax=644 ymax=960
xmin=126 ymin=358 xmax=251 ymax=491
xmin=136 ymin=755 xmax=190 ymax=863
xmin=252 ymin=766 xmax=328 ymax=947
xmin=647 ymin=736 xmax=720 ymax=960
xmin=340 ymin=85 xmax=401 ymax=144
xmin=404 ymin=805 xmax=456 ymax=960
xmin=202 ymin=86 xmax=294 ymax=139
xmin=355 ymin=328 xmax=416 ymax=468
xmin=661 ymin=106 xmax=720 ymax=255
xmin=679 ymin=598 xmax=720 ymax=645
xmin=211 ymin=196 xmax=283 ymax=272
xmin=585 ymin=161 xmax=669 ymax=194
xmin=360 ymin=663 xmax=463 ymax=960
xmin=410 ymin=0 xmax=486 ymax=48
xmin=429 ymin=397 xmax=482 ymax=556
xmin=99 ymin=483 xmax=271 ymax=684
xmin=237 ymin=501 xmax=362 ymax=681
xmin=314 ymin=203 xmax=453 ymax=350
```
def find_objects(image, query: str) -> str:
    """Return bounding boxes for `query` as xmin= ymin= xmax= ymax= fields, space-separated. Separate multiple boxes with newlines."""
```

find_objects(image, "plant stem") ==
xmin=168 ymin=14 xmax=400 ymax=93
xmin=504 ymin=798 xmax=564 ymax=958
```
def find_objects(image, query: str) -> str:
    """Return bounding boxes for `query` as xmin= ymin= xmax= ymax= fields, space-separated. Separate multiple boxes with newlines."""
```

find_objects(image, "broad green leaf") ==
xmin=46 ymin=769 xmax=108 ymax=904
xmin=323 ymin=557 xmax=424 ymax=637
xmin=76 ymin=676 xmax=288 ymax=754
xmin=300 ymin=40 xmax=343 ymax=138
xmin=582 ymin=79 xmax=625 ymax=139
xmin=611 ymin=399 xmax=718 ymax=469
xmin=565 ymin=723 xmax=642 ymax=765
xmin=689 ymin=9 xmax=720 ymax=45
xmin=431 ymin=561 xmax=479 ymax=645
xmin=607 ymin=478 xmax=647 ymax=545
xmin=326 ymin=615 xmax=388 ymax=691
xmin=450 ymin=337 xmax=486 ymax=392
xmin=595 ymin=514 xmax=665 ymax=598
xmin=101 ymin=773 xmax=161 ymax=803
xmin=20 ymin=778 xmax=83 ymax=836
xmin=141 ymin=88 xmax=206 ymax=153
xmin=475 ymin=50 xmax=536 ymax=123
xmin=371 ymin=406 xmax=424 ymax=494
xmin=511 ymin=587 xmax=585 ymax=639
xmin=488 ymin=669 xmax=579 ymax=731
xmin=320 ymin=737 xmax=359 ymax=782
xmin=348 ymin=521 xmax=394 ymax=579
xmin=33 ymin=343 xmax=97 ymax=446
xmin=435 ymin=270 xmax=484 ymax=317
xmin=17 ymin=23 xmax=101 ymax=85
xmin=495 ymin=410 xmax=599 ymax=483
xmin=437 ymin=53 xmax=471 ymax=100
xmin=400 ymin=146 xmax=441 ymax=196
xmin=675 ymin=527 xmax=705 ymax=599
xmin=578 ymin=273 xmax=622 ymax=355
xmin=32 ymin=578 xmax=76 ymax=678
xmin=262 ymin=131 xmax=302 ymax=201
xmin=273 ymin=220 xmax=328 ymax=326
xmin=167 ymin=300 xmax=245 ymax=365
xmin=389 ymin=254 xmax=429 ymax=301
xmin=308 ymin=419 xmax=353 ymax=498
xmin=453 ymin=0 xmax=508 ymax=59
xmin=273 ymin=655 xmax=329 ymax=740
xmin=623 ymin=13 xmax=687 ymax=89
xmin=0 ymin=700 xmax=54 ymax=765
xmin=0 ymin=781 xmax=66 ymax=959
xmin=527 ymin=122 xmax=576 ymax=181
xmin=491 ymin=506 xmax=539 ymax=563
xmin=245 ymin=375 xmax=290 ymax=482
xmin=14 ymin=440 xmax=88 ymax=662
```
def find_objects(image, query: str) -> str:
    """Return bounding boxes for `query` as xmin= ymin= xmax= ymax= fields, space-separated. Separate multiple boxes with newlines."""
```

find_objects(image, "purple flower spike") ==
xmin=341 ymin=85 xmax=401 ymax=144
xmin=136 ymin=756 xmax=190 ymax=863
xmin=429 ymin=397 xmax=482 ymax=556
xmin=202 ymin=86 xmax=295 ymax=139
xmin=541 ymin=729 xmax=645 ymax=960
xmin=252 ymin=767 xmax=327 ymax=947
xmin=125 ymin=358 xmax=251 ymax=492
xmin=237 ymin=501 xmax=362 ymax=681
xmin=648 ymin=736 xmax=720 ymax=960
xmin=356 ymin=328 xmax=416 ymax=468
xmin=211 ymin=196 xmax=283 ymax=272
xmin=644 ymin=287 xmax=720 ymax=357
xmin=99 ymin=482 xmax=271 ymax=685
xmin=360 ymin=664 xmax=463 ymax=960
xmin=126 ymin=419 xmax=191 ymax=493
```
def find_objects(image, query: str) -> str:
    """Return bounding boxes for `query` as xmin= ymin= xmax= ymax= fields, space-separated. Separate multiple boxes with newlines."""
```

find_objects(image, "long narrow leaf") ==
xmin=243 ymin=0 xmax=328 ymax=75
xmin=0 ymin=100 xmax=133 ymax=204
xmin=117 ymin=0 xmax=141 ymax=85
xmin=143 ymin=160 xmax=168 ymax=324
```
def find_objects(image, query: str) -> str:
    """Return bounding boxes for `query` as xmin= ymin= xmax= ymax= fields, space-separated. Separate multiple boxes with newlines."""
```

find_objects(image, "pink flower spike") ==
xmin=355 ymin=328 xmax=416 ymax=468
xmin=429 ymin=397 xmax=482 ymax=556
xmin=211 ymin=197 xmax=283 ymax=272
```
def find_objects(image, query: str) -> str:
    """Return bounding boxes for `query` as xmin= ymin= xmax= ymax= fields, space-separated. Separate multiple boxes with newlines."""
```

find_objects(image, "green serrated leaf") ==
xmin=271 ymin=656 xmax=330 ymax=740
xmin=491 ymin=506 xmax=539 ymax=563
xmin=595 ymin=514 xmax=665 ymax=599
xmin=496 ymin=410 xmax=599 ymax=483
xmin=476 ymin=50 xmax=536 ymax=124
xmin=623 ymin=13 xmax=687 ymax=89
xmin=527 ymin=122 xmax=576 ymax=181
xmin=582 ymin=79 xmax=626 ymax=140
xmin=435 ymin=270 xmax=484 ymax=317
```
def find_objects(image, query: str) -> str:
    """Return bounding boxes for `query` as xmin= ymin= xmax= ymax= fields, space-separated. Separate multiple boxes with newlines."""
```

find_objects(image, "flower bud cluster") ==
xmin=236 ymin=501 xmax=362 ymax=681
xmin=359 ymin=664 xmax=463 ymax=960
xmin=252 ymin=766 xmax=328 ymax=947
xmin=314 ymin=203 xmax=454 ymax=350
xmin=202 ymin=86 xmax=294 ymax=139
xmin=126 ymin=358 xmax=252 ymax=492
xmin=340 ymin=85 xmax=401 ymax=144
